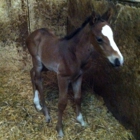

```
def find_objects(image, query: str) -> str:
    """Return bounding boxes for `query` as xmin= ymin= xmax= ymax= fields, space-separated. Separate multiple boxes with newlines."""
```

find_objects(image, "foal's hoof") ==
xmin=81 ymin=121 xmax=87 ymax=127
xmin=34 ymin=104 xmax=42 ymax=111
xmin=36 ymin=105 xmax=42 ymax=111
xmin=56 ymin=126 xmax=64 ymax=138
xmin=57 ymin=130 xmax=64 ymax=138
xmin=76 ymin=113 xmax=87 ymax=126
xmin=46 ymin=116 xmax=51 ymax=123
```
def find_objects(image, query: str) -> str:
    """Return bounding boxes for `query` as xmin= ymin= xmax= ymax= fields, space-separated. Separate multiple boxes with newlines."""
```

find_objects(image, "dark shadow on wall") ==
xmin=83 ymin=50 xmax=140 ymax=140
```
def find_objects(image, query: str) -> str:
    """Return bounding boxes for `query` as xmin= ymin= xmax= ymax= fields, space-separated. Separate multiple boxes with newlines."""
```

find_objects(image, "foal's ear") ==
xmin=101 ymin=7 xmax=112 ymax=21
xmin=90 ymin=11 xmax=100 ymax=25
xmin=91 ymin=11 xmax=96 ymax=18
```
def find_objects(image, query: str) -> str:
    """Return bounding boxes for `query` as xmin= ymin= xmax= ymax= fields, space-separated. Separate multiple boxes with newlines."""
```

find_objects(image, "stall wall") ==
xmin=0 ymin=0 xmax=67 ymax=71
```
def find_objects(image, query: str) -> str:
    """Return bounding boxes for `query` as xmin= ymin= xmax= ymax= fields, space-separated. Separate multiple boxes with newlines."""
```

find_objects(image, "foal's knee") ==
xmin=74 ymin=96 xmax=82 ymax=105
xmin=34 ymin=77 xmax=42 ymax=86
xmin=30 ymin=68 xmax=35 ymax=82
xmin=58 ymin=97 xmax=68 ymax=111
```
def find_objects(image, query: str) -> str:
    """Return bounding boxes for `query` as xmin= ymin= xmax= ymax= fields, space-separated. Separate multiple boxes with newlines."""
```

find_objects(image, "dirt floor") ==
xmin=0 ymin=42 xmax=135 ymax=140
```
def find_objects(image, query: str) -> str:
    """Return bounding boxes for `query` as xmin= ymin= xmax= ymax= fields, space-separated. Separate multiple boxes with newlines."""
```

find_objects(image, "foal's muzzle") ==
xmin=107 ymin=55 xmax=124 ymax=67
xmin=114 ymin=58 xmax=121 ymax=67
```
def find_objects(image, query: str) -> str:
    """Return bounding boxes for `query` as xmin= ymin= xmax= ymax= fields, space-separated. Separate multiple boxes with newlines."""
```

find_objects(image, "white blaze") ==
xmin=101 ymin=25 xmax=124 ymax=65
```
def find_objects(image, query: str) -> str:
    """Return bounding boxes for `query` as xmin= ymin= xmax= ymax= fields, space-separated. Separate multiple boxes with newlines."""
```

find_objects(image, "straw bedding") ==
xmin=0 ymin=43 xmax=135 ymax=140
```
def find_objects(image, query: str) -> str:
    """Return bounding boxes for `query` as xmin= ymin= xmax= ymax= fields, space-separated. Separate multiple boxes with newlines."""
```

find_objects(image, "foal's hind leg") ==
xmin=56 ymin=75 xmax=69 ymax=137
xmin=30 ymin=68 xmax=42 ymax=111
xmin=72 ymin=76 xmax=86 ymax=126
xmin=31 ymin=57 xmax=50 ymax=122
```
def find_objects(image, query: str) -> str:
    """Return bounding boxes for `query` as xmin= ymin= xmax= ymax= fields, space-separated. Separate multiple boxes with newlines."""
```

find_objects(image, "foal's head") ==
xmin=90 ymin=9 xmax=124 ymax=67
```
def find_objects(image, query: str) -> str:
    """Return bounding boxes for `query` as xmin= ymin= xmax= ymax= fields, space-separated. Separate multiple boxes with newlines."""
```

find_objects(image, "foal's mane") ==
xmin=62 ymin=16 xmax=92 ymax=40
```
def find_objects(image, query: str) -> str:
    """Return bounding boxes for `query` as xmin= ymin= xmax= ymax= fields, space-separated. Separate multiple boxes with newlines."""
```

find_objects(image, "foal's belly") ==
xmin=43 ymin=61 xmax=60 ymax=73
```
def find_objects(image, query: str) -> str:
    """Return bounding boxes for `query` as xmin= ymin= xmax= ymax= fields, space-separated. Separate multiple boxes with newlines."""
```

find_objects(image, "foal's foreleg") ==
xmin=72 ymin=76 xmax=86 ymax=126
xmin=56 ymin=75 xmax=69 ymax=137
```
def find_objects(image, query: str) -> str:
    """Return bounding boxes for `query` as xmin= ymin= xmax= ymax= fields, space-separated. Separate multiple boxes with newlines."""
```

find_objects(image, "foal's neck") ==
xmin=70 ymin=24 xmax=92 ymax=64
xmin=71 ymin=24 xmax=91 ymax=47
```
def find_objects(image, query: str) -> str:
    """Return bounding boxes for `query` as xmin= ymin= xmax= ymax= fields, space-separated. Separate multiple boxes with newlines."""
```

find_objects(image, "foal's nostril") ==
xmin=114 ymin=58 xmax=120 ymax=67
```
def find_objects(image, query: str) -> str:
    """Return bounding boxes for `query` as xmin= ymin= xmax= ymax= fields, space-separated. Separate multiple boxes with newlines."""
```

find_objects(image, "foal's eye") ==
xmin=96 ymin=37 xmax=103 ymax=43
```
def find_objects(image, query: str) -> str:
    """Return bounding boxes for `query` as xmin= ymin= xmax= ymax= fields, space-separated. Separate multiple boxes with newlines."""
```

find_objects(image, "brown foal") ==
xmin=26 ymin=9 xmax=123 ymax=137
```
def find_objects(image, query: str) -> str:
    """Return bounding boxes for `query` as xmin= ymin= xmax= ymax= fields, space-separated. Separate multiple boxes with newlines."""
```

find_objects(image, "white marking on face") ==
xmin=101 ymin=25 xmax=124 ymax=65
xmin=76 ymin=113 xmax=86 ymax=126
xmin=34 ymin=90 xmax=42 ymax=111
